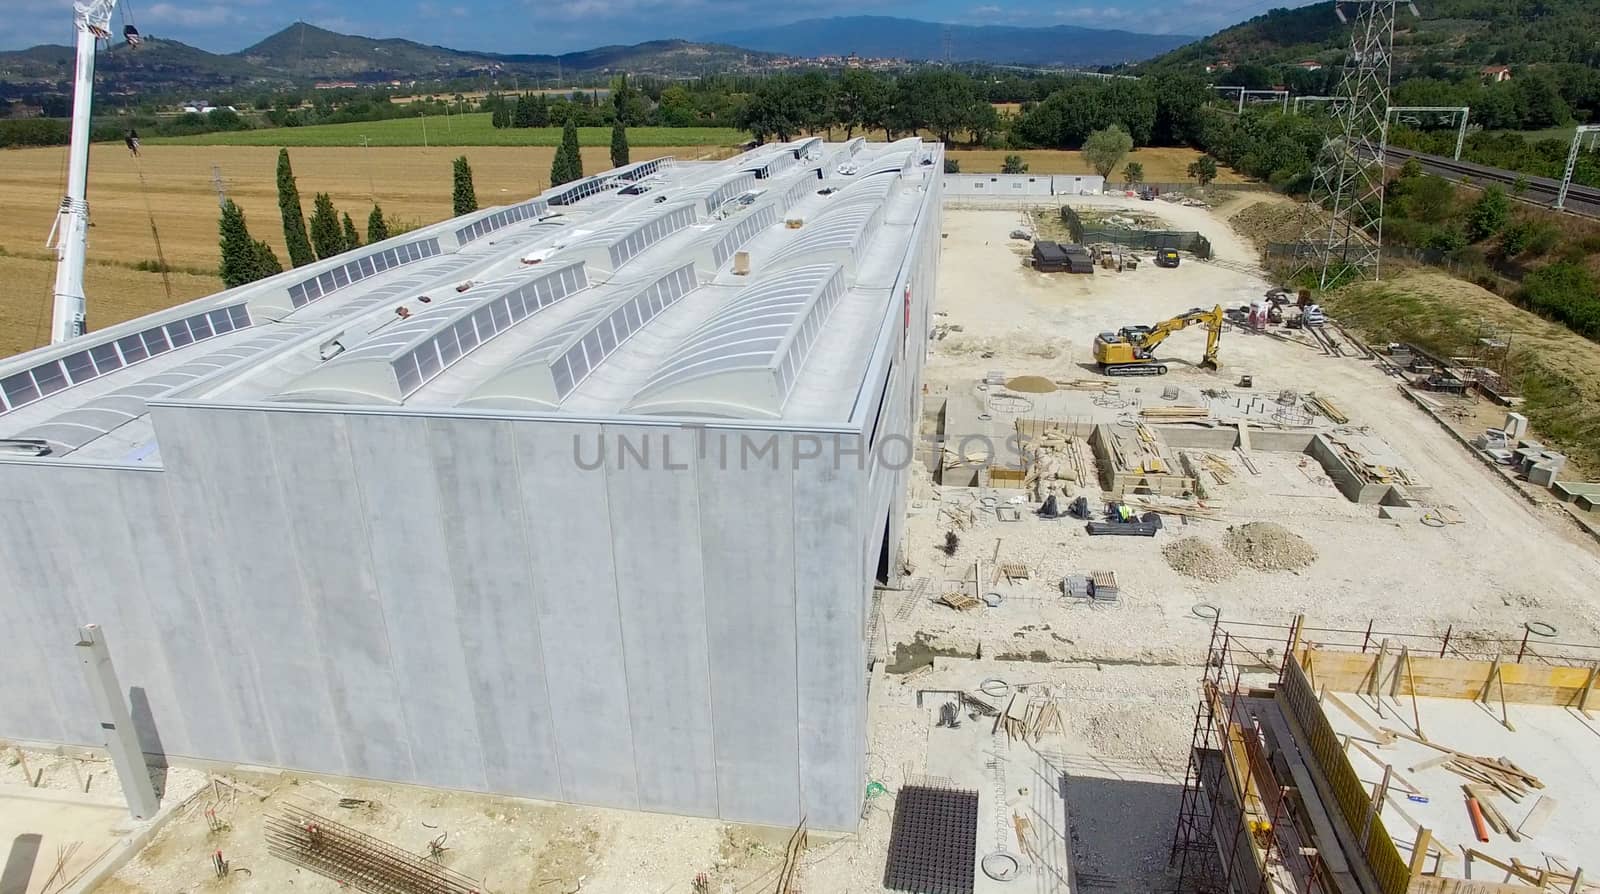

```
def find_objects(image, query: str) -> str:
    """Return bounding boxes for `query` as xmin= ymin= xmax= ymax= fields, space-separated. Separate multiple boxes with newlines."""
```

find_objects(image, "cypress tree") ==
xmin=275 ymin=149 xmax=314 ymax=267
xmin=551 ymin=117 xmax=582 ymax=187
xmin=531 ymin=93 xmax=550 ymax=127
xmin=309 ymin=192 xmax=345 ymax=259
xmin=218 ymin=200 xmax=280 ymax=287
xmin=452 ymin=155 xmax=479 ymax=215
xmin=610 ymin=121 xmax=629 ymax=168
xmin=367 ymin=203 xmax=389 ymax=243
xmin=342 ymin=212 xmax=361 ymax=248
xmin=513 ymin=93 xmax=535 ymax=128
xmin=250 ymin=238 xmax=283 ymax=279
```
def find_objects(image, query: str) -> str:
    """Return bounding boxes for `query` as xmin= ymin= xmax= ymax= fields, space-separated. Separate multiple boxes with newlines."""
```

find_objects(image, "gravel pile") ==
xmin=1224 ymin=522 xmax=1318 ymax=572
xmin=1162 ymin=537 xmax=1236 ymax=581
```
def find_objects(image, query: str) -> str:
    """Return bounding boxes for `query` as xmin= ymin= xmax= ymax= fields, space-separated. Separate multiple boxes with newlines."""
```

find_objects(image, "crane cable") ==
xmin=133 ymin=154 xmax=176 ymax=306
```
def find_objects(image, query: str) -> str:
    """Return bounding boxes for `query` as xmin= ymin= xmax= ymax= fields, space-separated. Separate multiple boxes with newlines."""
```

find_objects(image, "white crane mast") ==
xmin=49 ymin=0 xmax=119 ymax=345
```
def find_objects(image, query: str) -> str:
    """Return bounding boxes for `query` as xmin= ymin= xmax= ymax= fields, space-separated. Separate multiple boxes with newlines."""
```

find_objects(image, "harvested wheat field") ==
xmin=0 ymin=144 xmax=709 ymax=359
xmin=0 ymin=253 xmax=220 ymax=359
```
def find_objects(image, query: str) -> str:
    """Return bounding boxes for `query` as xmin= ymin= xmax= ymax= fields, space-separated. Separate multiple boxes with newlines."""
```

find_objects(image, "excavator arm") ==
xmin=1095 ymin=305 xmax=1224 ymax=376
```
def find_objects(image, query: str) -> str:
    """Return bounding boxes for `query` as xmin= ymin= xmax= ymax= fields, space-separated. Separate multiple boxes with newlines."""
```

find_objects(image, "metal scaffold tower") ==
xmin=1296 ymin=1 xmax=1414 ymax=287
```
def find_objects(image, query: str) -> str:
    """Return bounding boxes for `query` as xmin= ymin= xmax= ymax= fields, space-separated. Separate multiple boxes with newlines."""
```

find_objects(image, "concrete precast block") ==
xmin=1528 ymin=462 xmax=1560 ymax=488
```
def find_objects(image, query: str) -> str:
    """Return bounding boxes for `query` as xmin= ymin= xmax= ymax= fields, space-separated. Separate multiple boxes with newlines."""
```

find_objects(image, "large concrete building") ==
xmin=0 ymin=138 xmax=942 ymax=831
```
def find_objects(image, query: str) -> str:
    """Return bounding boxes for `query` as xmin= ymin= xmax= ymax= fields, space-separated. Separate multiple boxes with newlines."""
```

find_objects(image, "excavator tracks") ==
xmin=1102 ymin=363 xmax=1169 ymax=377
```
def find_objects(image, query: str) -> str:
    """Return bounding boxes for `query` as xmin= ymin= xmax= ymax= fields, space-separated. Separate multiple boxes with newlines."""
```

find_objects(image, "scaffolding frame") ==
xmin=1172 ymin=615 xmax=1600 ymax=894
xmin=1171 ymin=620 xmax=1333 ymax=894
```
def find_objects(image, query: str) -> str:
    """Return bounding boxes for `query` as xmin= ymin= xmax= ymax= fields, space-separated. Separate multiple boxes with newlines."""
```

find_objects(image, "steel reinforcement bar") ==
xmin=264 ymin=805 xmax=486 ymax=894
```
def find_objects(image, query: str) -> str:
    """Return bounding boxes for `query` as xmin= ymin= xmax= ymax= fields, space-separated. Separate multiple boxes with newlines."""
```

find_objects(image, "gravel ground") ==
xmin=834 ymin=202 xmax=1600 ymax=893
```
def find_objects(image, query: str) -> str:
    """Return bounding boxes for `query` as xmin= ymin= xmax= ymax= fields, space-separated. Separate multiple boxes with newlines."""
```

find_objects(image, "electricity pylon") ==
xmin=1296 ymin=1 xmax=1414 ymax=287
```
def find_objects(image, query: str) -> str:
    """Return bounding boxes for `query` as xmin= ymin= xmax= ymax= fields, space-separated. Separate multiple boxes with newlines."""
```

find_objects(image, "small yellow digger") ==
xmin=1092 ymin=305 xmax=1224 ymax=376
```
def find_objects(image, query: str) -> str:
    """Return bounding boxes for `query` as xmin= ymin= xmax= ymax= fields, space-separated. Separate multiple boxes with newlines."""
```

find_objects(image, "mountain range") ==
xmin=704 ymin=17 xmax=1194 ymax=67
xmin=0 ymin=18 xmax=1195 ymax=95
xmin=0 ymin=23 xmax=778 ymax=94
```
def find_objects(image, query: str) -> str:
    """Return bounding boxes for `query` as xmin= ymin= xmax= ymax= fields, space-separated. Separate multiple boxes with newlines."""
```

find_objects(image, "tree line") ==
xmin=217 ymin=148 xmax=481 ymax=288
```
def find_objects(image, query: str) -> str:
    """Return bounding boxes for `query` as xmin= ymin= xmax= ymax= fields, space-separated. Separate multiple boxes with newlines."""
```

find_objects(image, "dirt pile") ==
xmin=1224 ymin=522 xmax=1318 ymax=572
xmin=1006 ymin=374 xmax=1058 ymax=393
xmin=1229 ymin=200 xmax=1304 ymax=252
xmin=1161 ymin=537 xmax=1236 ymax=581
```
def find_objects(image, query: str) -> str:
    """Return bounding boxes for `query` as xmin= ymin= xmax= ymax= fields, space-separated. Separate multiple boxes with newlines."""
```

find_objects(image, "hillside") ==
xmin=0 ymin=38 xmax=281 ymax=92
xmin=1142 ymin=0 xmax=1600 ymax=74
xmin=704 ymin=16 xmax=1193 ymax=67
xmin=0 ymin=24 xmax=776 ymax=94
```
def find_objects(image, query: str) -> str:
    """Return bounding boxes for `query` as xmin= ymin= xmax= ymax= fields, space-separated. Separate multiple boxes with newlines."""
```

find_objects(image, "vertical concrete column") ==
xmin=75 ymin=624 xmax=160 ymax=820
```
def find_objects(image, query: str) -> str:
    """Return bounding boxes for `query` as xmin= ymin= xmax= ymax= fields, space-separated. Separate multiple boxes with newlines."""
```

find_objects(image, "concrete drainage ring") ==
xmin=1526 ymin=620 xmax=1557 ymax=638
xmin=982 ymin=852 xmax=1021 ymax=881
xmin=1192 ymin=603 xmax=1220 ymax=621
xmin=983 ymin=592 xmax=1004 ymax=608
xmin=979 ymin=678 xmax=1010 ymax=699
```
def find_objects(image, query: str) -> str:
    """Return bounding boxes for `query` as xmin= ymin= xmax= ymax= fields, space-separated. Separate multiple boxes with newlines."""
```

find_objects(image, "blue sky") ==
xmin=4 ymin=0 xmax=1320 ymax=54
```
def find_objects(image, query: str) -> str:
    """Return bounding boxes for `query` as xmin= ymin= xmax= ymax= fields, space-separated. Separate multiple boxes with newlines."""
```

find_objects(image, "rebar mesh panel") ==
xmin=265 ymin=805 xmax=484 ymax=894
xmin=883 ymin=784 xmax=978 ymax=894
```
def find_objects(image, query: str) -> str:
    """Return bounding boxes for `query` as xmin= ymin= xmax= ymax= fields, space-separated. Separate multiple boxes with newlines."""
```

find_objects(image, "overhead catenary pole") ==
xmin=49 ymin=0 xmax=120 ymax=345
xmin=1385 ymin=106 xmax=1470 ymax=160
xmin=1556 ymin=124 xmax=1600 ymax=211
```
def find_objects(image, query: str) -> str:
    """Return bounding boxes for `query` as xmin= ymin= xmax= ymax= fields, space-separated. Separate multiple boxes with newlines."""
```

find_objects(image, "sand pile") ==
xmin=1162 ymin=537 xmax=1236 ymax=582
xmin=1006 ymin=375 xmax=1058 ymax=393
xmin=1224 ymin=522 xmax=1318 ymax=572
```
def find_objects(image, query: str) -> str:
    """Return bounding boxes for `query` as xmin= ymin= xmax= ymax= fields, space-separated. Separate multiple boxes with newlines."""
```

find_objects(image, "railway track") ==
xmin=1385 ymin=146 xmax=1600 ymax=218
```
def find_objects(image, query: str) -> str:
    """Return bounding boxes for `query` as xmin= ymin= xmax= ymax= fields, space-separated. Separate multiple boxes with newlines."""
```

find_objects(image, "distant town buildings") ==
xmin=1481 ymin=65 xmax=1512 ymax=83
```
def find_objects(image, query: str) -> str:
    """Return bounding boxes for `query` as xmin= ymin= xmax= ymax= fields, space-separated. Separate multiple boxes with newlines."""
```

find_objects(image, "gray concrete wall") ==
xmin=1308 ymin=434 xmax=1389 ymax=504
xmin=0 ymin=413 xmax=872 ymax=830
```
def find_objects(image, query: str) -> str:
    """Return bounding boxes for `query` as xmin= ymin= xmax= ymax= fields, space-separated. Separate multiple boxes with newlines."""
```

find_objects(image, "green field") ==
xmin=146 ymin=114 xmax=746 ymax=148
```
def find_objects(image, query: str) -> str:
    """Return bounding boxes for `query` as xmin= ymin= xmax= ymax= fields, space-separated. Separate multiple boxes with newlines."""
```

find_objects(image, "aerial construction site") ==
xmin=3 ymin=18 xmax=1600 ymax=886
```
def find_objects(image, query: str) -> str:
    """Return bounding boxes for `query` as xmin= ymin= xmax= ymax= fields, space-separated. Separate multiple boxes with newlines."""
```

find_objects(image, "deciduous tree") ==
xmin=1083 ymin=125 xmax=1133 ymax=179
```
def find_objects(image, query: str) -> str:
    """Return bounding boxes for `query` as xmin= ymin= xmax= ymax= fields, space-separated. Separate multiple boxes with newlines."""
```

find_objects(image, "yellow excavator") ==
xmin=1092 ymin=305 xmax=1224 ymax=377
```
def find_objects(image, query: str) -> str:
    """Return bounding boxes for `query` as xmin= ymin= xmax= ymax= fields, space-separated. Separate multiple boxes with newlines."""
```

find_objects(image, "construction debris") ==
xmin=938 ymin=592 xmax=981 ymax=611
xmin=1385 ymin=728 xmax=1543 ymax=800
